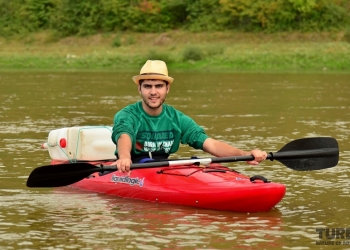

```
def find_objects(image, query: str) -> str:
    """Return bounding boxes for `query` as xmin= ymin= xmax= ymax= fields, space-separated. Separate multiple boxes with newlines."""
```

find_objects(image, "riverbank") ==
xmin=1 ymin=31 xmax=349 ymax=72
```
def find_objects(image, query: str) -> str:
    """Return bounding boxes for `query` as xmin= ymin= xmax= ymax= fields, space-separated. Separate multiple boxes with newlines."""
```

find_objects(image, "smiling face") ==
xmin=139 ymin=79 xmax=170 ymax=116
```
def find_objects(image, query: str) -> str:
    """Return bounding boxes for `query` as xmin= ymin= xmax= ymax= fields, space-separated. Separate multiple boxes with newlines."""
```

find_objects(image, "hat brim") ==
xmin=132 ymin=74 xmax=174 ymax=85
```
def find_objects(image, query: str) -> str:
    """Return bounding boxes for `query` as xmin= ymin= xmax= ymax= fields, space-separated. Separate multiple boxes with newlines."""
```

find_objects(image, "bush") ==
xmin=112 ymin=35 xmax=122 ymax=47
xmin=182 ymin=46 xmax=203 ymax=61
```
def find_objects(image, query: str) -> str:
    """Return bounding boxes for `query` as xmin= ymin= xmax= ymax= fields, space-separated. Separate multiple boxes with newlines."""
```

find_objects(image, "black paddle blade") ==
xmin=26 ymin=163 xmax=101 ymax=188
xmin=271 ymin=137 xmax=339 ymax=171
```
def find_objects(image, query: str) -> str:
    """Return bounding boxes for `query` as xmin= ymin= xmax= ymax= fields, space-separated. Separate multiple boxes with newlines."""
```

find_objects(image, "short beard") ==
xmin=143 ymin=96 xmax=166 ymax=109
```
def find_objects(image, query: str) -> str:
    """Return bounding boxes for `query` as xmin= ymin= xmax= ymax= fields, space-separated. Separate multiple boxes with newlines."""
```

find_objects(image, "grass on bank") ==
xmin=0 ymin=31 xmax=350 ymax=72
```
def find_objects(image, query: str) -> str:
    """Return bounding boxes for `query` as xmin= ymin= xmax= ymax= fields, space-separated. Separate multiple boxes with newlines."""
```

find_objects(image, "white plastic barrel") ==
xmin=43 ymin=126 xmax=116 ymax=161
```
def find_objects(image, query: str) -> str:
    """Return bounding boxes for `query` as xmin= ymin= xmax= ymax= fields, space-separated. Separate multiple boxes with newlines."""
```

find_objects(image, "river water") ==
xmin=0 ymin=71 xmax=349 ymax=249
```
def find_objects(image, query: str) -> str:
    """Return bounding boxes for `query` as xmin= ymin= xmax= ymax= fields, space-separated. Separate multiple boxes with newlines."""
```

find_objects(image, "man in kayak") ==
xmin=111 ymin=60 xmax=267 ymax=173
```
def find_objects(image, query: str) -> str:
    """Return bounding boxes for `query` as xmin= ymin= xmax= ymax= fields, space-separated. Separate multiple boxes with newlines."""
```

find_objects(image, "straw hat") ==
xmin=132 ymin=60 xmax=174 ymax=84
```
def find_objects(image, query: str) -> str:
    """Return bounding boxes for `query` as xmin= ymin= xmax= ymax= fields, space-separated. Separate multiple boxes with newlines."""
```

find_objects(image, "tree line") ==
xmin=1 ymin=0 xmax=349 ymax=37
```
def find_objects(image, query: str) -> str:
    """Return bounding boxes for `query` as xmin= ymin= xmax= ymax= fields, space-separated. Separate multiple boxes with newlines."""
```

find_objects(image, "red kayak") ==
xmin=52 ymin=160 xmax=286 ymax=213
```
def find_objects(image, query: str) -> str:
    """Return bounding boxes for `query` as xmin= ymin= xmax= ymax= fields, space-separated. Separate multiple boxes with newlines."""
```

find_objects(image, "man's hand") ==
xmin=111 ymin=158 xmax=133 ymax=174
xmin=246 ymin=149 xmax=267 ymax=165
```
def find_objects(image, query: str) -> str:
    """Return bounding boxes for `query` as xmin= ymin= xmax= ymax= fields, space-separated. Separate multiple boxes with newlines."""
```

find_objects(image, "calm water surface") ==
xmin=0 ymin=71 xmax=350 ymax=249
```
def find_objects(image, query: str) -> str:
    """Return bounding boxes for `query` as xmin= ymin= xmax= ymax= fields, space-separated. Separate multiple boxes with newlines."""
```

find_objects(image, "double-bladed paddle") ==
xmin=26 ymin=137 xmax=339 ymax=188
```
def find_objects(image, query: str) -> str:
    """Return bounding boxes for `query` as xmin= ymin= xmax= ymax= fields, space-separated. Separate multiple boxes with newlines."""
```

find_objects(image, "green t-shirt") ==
xmin=112 ymin=101 xmax=209 ymax=160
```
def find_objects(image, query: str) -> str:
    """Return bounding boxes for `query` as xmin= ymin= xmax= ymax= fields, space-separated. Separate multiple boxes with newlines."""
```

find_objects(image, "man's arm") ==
xmin=111 ymin=133 xmax=133 ymax=172
xmin=202 ymin=138 xmax=266 ymax=165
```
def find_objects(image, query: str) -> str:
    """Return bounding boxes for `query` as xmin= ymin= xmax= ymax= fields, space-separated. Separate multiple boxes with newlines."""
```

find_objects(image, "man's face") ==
xmin=139 ymin=79 xmax=169 ymax=112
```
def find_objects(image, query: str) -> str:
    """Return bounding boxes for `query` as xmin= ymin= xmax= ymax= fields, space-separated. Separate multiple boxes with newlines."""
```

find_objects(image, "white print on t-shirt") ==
xmin=144 ymin=140 xmax=174 ymax=153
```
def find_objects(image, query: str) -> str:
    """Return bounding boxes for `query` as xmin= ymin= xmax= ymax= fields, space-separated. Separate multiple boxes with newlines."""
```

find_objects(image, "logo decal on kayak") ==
xmin=111 ymin=174 xmax=145 ymax=187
